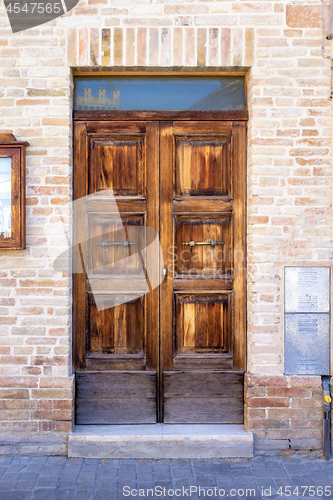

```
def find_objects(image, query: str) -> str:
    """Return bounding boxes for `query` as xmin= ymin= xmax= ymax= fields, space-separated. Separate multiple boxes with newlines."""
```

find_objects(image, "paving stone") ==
xmin=94 ymin=488 xmax=117 ymax=500
xmin=31 ymin=488 xmax=57 ymax=500
xmin=35 ymin=477 xmax=59 ymax=488
xmin=40 ymin=466 xmax=64 ymax=476
xmin=8 ymin=491 xmax=31 ymax=500
xmin=0 ymin=458 xmax=13 ymax=465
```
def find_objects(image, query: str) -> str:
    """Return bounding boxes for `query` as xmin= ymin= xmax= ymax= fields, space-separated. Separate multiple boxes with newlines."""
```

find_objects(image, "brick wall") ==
xmin=245 ymin=375 xmax=323 ymax=455
xmin=0 ymin=0 xmax=331 ymax=454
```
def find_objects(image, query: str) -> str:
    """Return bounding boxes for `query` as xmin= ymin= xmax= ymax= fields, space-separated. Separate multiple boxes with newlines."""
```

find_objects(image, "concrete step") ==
xmin=68 ymin=424 xmax=253 ymax=459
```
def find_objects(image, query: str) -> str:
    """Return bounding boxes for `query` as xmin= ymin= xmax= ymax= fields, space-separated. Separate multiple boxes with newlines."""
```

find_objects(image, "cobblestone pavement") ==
xmin=1 ymin=455 xmax=333 ymax=500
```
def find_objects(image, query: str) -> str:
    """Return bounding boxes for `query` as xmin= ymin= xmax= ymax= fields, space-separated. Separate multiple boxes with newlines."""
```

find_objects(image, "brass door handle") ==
xmin=183 ymin=240 xmax=223 ymax=249
xmin=96 ymin=241 xmax=135 ymax=248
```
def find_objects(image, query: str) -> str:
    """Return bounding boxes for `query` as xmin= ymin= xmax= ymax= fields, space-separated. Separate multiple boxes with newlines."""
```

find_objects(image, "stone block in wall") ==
xmin=254 ymin=437 xmax=290 ymax=456
xmin=0 ymin=432 xmax=68 ymax=456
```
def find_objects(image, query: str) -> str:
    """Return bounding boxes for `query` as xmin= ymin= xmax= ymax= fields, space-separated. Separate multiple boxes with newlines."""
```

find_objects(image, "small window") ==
xmin=74 ymin=75 xmax=246 ymax=111
xmin=0 ymin=134 xmax=28 ymax=250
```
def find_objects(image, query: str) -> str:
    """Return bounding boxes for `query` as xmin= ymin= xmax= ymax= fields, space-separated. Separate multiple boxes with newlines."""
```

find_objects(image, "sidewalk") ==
xmin=1 ymin=454 xmax=333 ymax=500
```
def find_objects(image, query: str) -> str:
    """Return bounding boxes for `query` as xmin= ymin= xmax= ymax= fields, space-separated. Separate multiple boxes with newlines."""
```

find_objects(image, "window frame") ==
xmin=0 ymin=135 xmax=28 ymax=250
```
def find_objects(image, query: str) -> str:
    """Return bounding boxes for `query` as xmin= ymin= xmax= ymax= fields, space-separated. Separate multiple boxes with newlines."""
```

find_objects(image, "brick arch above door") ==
xmin=67 ymin=27 xmax=255 ymax=68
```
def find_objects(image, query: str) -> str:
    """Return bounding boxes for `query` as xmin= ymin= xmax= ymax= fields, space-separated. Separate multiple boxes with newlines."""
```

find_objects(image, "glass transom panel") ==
xmin=74 ymin=76 xmax=245 ymax=111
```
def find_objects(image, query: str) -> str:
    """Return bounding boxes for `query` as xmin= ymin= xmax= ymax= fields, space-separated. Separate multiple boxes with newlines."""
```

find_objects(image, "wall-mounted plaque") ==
xmin=285 ymin=266 xmax=330 ymax=313
xmin=285 ymin=313 xmax=330 ymax=375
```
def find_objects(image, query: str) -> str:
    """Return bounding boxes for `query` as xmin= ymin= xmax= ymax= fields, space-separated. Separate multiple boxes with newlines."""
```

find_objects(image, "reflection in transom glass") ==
xmin=74 ymin=76 xmax=246 ymax=111
xmin=0 ymin=157 xmax=11 ymax=238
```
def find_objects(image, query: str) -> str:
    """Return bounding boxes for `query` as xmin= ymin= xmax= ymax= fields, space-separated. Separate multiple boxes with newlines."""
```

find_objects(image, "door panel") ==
xmin=175 ymin=294 xmax=230 ymax=355
xmin=175 ymin=134 xmax=231 ymax=196
xmin=89 ymin=135 xmax=145 ymax=196
xmin=175 ymin=215 xmax=232 ymax=275
xmin=73 ymin=121 xmax=159 ymax=424
xmin=163 ymin=371 xmax=244 ymax=424
xmin=87 ymin=295 xmax=144 ymax=355
xmin=74 ymin=117 xmax=246 ymax=425
xmin=75 ymin=371 xmax=156 ymax=424
xmin=86 ymin=121 xmax=146 ymax=196
xmin=160 ymin=121 xmax=246 ymax=423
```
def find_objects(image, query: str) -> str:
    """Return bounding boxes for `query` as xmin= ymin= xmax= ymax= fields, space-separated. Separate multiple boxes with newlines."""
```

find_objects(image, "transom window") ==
xmin=74 ymin=75 xmax=246 ymax=111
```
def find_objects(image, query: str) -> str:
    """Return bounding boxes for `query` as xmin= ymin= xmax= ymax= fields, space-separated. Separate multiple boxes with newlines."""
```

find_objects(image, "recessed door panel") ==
xmin=175 ymin=134 xmax=232 ymax=196
xmin=175 ymin=294 xmax=230 ymax=355
xmin=175 ymin=215 xmax=232 ymax=275
xmin=87 ymin=294 xmax=145 ymax=355
xmin=88 ymin=215 xmax=145 ymax=276
xmin=89 ymin=134 xmax=145 ymax=196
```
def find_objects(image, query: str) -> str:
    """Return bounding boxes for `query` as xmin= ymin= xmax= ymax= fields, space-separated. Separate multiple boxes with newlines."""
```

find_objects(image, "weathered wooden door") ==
xmin=73 ymin=120 xmax=160 ymax=424
xmin=160 ymin=121 xmax=246 ymax=423
xmin=73 ymin=114 xmax=246 ymax=425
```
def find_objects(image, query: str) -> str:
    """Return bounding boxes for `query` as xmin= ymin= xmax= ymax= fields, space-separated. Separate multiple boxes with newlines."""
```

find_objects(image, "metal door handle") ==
xmin=183 ymin=240 xmax=223 ymax=249
xmin=96 ymin=241 xmax=135 ymax=248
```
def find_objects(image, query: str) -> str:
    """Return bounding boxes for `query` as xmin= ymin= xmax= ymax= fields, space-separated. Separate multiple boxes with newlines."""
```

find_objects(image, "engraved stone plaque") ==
xmin=285 ymin=267 xmax=330 ymax=313
xmin=285 ymin=313 xmax=330 ymax=375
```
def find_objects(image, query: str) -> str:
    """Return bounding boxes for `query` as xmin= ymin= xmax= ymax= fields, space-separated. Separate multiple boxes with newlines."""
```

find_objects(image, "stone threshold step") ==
xmin=68 ymin=424 xmax=253 ymax=459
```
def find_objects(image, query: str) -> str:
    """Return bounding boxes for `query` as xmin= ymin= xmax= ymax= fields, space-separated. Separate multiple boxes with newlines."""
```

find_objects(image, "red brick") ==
xmin=299 ymin=118 xmax=316 ymax=126
xmin=246 ymin=375 xmax=289 ymax=387
xmin=31 ymin=356 xmax=69 ymax=366
xmin=31 ymin=410 xmax=73 ymax=421
xmin=0 ymin=356 xmax=27 ymax=364
xmin=251 ymin=138 xmax=293 ymax=146
xmin=50 ymin=198 xmax=68 ymax=205
xmin=0 ymin=299 xmax=15 ymax=306
xmin=249 ymin=216 xmax=269 ymax=224
xmin=101 ymin=28 xmax=110 ymax=65
xmin=38 ymin=421 xmax=73 ymax=432
xmin=16 ymin=99 xmax=50 ymax=106
xmin=247 ymin=398 xmax=289 ymax=408
xmin=39 ymin=378 xmax=74 ymax=388
xmin=0 ymin=389 xmax=29 ymax=399
xmin=0 ymin=400 xmax=37 ymax=410
xmin=0 ymin=376 xmax=39 ymax=387
xmin=248 ymin=418 xmax=290 ymax=430
xmin=19 ymin=279 xmax=66 ymax=288
xmin=44 ymin=176 xmax=69 ymax=185
xmin=290 ymin=418 xmax=322 ymax=429
xmin=245 ymin=386 xmax=267 ymax=398
xmin=286 ymin=5 xmax=325 ymax=28
xmin=137 ymin=28 xmax=147 ymax=66
xmin=0 ymin=410 xmax=29 ymax=420
xmin=31 ymin=389 xmax=73 ymax=399
xmin=79 ymin=28 xmax=88 ymax=66
xmin=0 ymin=279 xmax=16 ymax=286
xmin=39 ymin=399 xmax=73 ymax=410
xmin=267 ymin=387 xmax=308 ymax=397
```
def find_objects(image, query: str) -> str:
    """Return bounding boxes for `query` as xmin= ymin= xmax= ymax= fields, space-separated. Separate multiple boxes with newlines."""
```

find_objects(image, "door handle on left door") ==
xmin=162 ymin=266 xmax=168 ymax=278
xmin=183 ymin=240 xmax=224 ymax=249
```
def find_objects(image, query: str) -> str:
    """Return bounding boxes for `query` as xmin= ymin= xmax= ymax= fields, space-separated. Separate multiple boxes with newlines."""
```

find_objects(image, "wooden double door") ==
xmin=73 ymin=114 xmax=246 ymax=424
